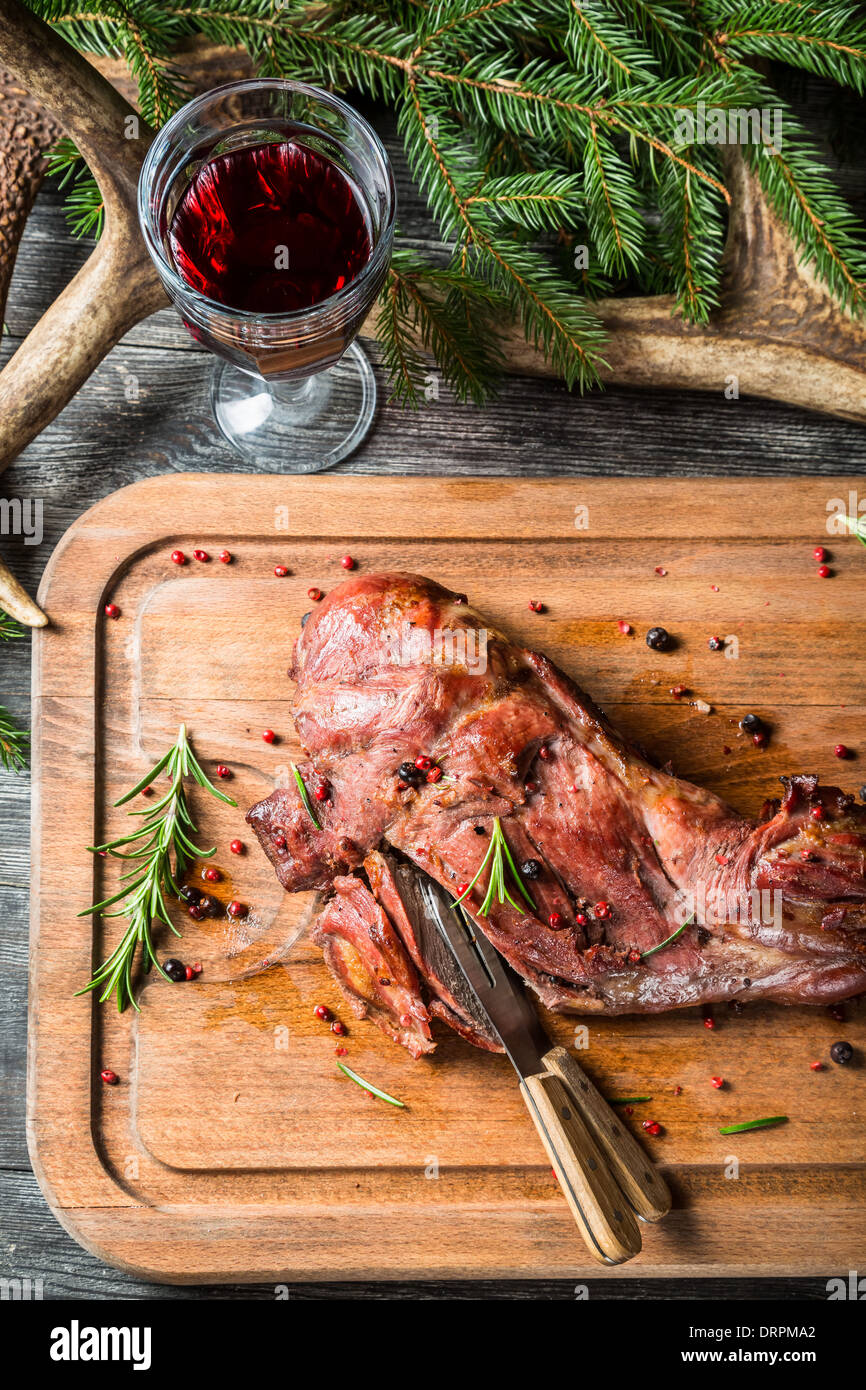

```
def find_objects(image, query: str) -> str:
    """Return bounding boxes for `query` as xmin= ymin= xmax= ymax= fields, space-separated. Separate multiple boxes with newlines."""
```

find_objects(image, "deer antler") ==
xmin=0 ymin=0 xmax=166 ymax=624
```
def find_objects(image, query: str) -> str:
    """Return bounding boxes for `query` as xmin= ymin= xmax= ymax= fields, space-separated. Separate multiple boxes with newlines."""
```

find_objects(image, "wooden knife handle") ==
xmin=521 ymin=1072 xmax=642 ymax=1265
xmin=542 ymin=1046 xmax=672 ymax=1223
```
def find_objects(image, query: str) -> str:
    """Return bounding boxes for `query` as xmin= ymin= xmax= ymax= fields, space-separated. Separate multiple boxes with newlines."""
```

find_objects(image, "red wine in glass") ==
xmin=140 ymin=79 xmax=395 ymax=469
xmin=168 ymin=133 xmax=373 ymax=316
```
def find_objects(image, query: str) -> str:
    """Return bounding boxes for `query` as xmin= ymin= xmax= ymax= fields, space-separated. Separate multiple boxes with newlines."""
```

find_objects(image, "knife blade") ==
xmin=417 ymin=874 xmax=670 ymax=1257
xmin=417 ymin=875 xmax=553 ymax=1078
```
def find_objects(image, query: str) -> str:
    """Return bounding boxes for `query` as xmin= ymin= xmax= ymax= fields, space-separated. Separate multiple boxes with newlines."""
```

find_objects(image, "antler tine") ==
xmin=0 ymin=553 xmax=47 ymax=627
xmin=0 ymin=0 xmax=151 ymax=210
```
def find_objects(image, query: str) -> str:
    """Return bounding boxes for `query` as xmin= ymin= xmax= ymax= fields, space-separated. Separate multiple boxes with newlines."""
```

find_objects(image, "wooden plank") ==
xmin=29 ymin=474 xmax=866 ymax=1282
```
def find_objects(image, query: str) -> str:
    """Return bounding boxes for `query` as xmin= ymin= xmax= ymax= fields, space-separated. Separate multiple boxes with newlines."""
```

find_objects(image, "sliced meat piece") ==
xmin=246 ymin=758 xmax=383 ymax=893
xmin=310 ymin=875 xmax=434 ymax=1058
xmin=365 ymin=850 xmax=503 ymax=1052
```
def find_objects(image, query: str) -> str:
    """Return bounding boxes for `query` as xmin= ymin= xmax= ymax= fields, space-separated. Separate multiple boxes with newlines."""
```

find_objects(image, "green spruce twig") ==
xmin=0 ymin=608 xmax=28 ymax=772
xmin=0 ymin=706 xmax=29 ymax=773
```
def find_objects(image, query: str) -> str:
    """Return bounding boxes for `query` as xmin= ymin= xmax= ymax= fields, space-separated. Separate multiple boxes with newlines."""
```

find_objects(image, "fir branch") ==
xmin=0 ymin=706 xmax=28 ymax=773
xmin=416 ymin=0 xmax=541 ymax=58
xmin=582 ymin=118 xmax=647 ymax=275
xmin=471 ymin=231 xmax=608 ymax=387
xmin=0 ymin=609 xmax=24 ymax=642
xmin=466 ymin=170 xmax=582 ymax=231
xmin=401 ymin=78 xmax=607 ymax=386
xmin=743 ymin=94 xmax=866 ymax=314
xmin=25 ymin=0 xmax=866 ymax=385
xmin=46 ymin=139 xmax=105 ymax=238
xmin=654 ymin=143 xmax=727 ymax=321
xmin=378 ymin=246 xmax=503 ymax=405
xmin=0 ymin=608 xmax=28 ymax=772
xmin=564 ymin=0 xmax=658 ymax=88
xmin=708 ymin=2 xmax=866 ymax=95
xmin=612 ymin=0 xmax=703 ymax=72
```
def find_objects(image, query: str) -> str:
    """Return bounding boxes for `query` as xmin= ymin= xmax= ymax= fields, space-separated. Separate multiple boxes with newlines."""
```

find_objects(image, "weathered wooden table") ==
xmin=2 ymin=93 xmax=865 ymax=1298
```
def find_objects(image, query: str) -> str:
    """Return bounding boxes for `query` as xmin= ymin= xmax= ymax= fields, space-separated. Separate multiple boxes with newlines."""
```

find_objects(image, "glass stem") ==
xmin=268 ymin=376 xmax=317 ymax=406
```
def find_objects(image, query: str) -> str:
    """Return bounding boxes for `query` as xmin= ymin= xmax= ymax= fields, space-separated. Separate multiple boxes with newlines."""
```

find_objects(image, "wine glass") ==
xmin=138 ymin=79 xmax=396 ymax=472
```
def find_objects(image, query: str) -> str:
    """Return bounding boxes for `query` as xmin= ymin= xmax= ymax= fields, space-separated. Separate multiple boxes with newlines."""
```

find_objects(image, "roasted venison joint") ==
xmin=247 ymin=573 xmax=866 ymax=1055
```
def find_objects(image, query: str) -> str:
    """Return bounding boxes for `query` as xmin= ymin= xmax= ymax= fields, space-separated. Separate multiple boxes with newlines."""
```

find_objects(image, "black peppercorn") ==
xmin=162 ymin=958 xmax=187 ymax=982
xmin=397 ymin=760 xmax=423 ymax=784
xmin=740 ymin=713 xmax=764 ymax=734
xmin=198 ymin=894 xmax=220 ymax=917
xmin=520 ymin=859 xmax=541 ymax=879
xmin=830 ymin=1040 xmax=854 ymax=1065
xmin=646 ymin=626 xmax=671 ymax=651
xmin=179 ymin=884 xmax=201 ymax=905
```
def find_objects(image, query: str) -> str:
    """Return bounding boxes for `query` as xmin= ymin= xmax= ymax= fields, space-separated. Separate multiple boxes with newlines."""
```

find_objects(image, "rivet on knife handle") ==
xmin=520 ymin=1072 xmax=642 ymax=1266
xmin=542 ymin=1046 xmax=672 ymax=1223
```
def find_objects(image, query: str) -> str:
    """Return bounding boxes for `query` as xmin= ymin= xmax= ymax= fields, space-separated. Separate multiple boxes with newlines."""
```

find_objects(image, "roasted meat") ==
xmin=310 ymin=872 xmax=435 ymax=1058
xmin=248 ymin=572 xmax=866 ymax=1053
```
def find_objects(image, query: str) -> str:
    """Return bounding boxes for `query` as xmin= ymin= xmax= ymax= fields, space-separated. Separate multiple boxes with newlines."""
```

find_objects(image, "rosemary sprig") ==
xmin=611 ymin=1095 xmax=653 ymax=1104
xmin=336 ymin=1061 xmax=406 ymax=1109
xmin=641 ymin=914 xmax=695 ymax=959
xmin=291 ymin=761 xmax=321 ymax=830
xmin=452 ymin=816 xmax=536 ymax=917
xmin=76 ymin=724 xmax=236 ymax=1013
xmin=718 ymin=1116 xmax=788 ymax=1136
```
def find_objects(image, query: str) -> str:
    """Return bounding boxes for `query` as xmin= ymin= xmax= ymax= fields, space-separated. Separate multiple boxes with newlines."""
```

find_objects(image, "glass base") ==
xmin=210 ymin=341 xmax=376 ymax=472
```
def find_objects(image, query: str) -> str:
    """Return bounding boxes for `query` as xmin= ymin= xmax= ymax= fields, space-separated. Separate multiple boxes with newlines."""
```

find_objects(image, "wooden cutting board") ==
xmin=30 ymin=474 xmax=866 ymax=1283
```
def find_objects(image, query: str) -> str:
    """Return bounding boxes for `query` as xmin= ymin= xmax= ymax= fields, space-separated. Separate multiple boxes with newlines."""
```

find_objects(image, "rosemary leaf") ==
xmin=291 ymin=761 xmax=322 ymax=829
xmin=337 ymin=1062 xmax=406 ymax=1109
xmin=641 ymin=913 xmax=694 ymax=958
xmin=718 ymin=1116 xmax=788 ymax=1135
xmin=843 ymin=514 xmax=866 ymax=548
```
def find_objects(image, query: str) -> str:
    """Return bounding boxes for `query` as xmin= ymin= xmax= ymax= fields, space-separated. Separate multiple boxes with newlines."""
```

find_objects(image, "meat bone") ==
xmin=1 ymin=0 xmax=865 ymax=625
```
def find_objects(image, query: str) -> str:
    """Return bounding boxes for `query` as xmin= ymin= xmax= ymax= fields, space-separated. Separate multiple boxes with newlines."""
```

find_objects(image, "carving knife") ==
xmin=418 ymin=876 xmax=671 ymax=1265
